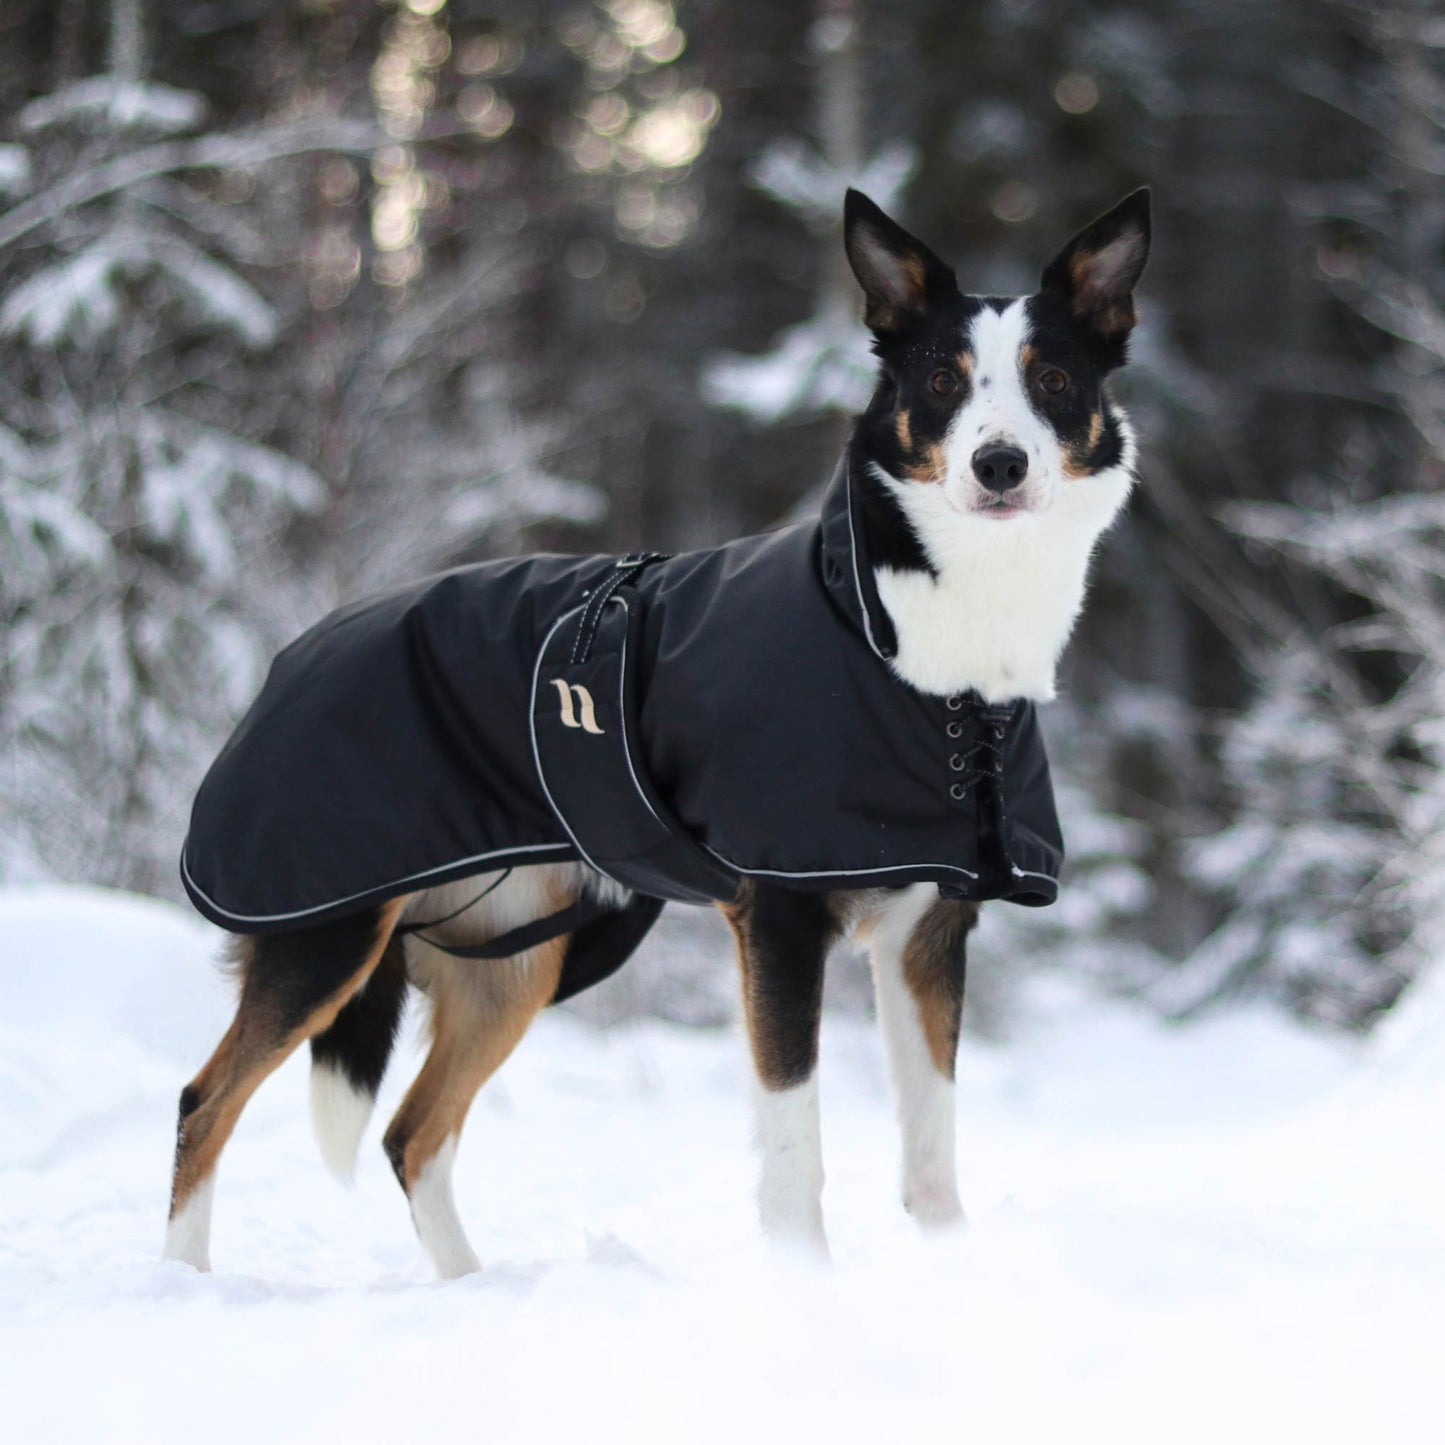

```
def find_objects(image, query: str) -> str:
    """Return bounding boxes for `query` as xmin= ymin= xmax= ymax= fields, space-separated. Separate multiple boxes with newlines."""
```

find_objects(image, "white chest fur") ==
xmin=871 ymin=461 xmax=1132 ymax=703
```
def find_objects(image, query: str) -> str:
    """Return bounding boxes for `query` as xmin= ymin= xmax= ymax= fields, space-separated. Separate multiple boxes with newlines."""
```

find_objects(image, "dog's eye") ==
xmin=929 ymin=369 xmax=957 ymax=396
xmin=1037 ymin=367 xmax=1069 ymax=395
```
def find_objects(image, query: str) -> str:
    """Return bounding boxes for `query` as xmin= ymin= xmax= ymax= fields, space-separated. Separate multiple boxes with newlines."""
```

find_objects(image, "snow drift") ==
xmin=0 ymin=884 xmax=1438 ymax=1444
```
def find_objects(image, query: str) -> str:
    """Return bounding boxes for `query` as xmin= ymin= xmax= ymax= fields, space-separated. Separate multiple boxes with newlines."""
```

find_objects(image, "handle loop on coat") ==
xmin=570 ymin=552 xmax=670 ymax=665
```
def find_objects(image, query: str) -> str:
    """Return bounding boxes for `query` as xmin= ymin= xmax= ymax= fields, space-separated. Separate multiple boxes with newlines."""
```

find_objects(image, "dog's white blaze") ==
xmin=162 ymin=1171 xmax=216 ymax=1271
xmin=410 ymin=1135 xmax=481 ymax=1279
xmin=874 ymin=300 xmax=1135 ymax=701
xmin=752 ymin=1073 xmax=828 ymax=1255
xmin=868 ymin=885 xmax=964 ymax=1227
xmin=945 ymin=299 xmax=1060 ymax=500
xmin=310 ymin=1062 xmax=373 ymax=1185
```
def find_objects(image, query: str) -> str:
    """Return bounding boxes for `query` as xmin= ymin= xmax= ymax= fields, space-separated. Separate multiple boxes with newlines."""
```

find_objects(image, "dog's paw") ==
xmin=904 ymin=1185 xmax=966 ymax=1231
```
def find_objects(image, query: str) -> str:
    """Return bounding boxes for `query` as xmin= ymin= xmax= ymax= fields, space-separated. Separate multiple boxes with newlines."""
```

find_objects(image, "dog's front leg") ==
xmin=721 ymin=882 xmax=839 ymax=1256
xmin=868 ymin=884 xmax=976 ymax=1228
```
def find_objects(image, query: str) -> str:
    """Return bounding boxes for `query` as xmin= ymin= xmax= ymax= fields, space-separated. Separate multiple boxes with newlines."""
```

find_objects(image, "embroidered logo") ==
xmin=551 ymin=679 xmax=605 ymax=735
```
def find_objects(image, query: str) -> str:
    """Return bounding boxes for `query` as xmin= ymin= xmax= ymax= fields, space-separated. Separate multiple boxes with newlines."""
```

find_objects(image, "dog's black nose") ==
xmin=971 ymin=445 xmax=1028 ymax=492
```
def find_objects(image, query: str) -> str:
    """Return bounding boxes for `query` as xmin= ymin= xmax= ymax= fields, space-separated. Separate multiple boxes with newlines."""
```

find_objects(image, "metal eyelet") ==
xmin=992 ymin=724 xmax=1007 ymax=740
xmin=946 ymin=695 xmax=963 ymax=711
xmin=949 ymin=753 xmax=966 ymax=771
xmin=946 ymin=721 xmax=963 ymax=739
xmin=949 ymin=782 xmax=966 ymax=801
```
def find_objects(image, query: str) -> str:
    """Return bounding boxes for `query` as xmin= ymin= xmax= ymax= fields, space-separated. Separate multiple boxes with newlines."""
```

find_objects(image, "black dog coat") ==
xmin=182 ymin=457 xmax=1064 ymax=1000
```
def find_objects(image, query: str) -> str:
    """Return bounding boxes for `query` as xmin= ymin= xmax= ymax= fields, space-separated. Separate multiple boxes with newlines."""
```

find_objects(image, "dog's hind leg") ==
xmin=382 ymin=934 xmax=566 ymax=1279
xmin=866 ymin=884 xmax=976 ymax=1228
xmin=163 ymin=900 xmax=404 ymax=1270
xmin=721 ymin=882 xmax=841 ymax=1256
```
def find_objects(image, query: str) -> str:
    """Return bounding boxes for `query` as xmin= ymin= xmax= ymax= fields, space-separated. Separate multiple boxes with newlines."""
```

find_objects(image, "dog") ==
xmin=164 ymin=186 xmax=1148 ymax=1276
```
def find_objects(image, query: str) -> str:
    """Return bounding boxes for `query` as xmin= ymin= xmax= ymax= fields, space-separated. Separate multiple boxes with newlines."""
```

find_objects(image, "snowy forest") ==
xmin=1 ymin=0 xmax=1442 ymax=1033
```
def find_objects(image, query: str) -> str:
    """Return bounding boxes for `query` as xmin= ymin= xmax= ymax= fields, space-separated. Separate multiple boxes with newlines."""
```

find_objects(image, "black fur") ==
xmin=309 ymin=933 xmax=409 ymax=1100
xmin=732 ymin=883 xmax=842 ymax=1090
xmin=842 ymin=188 xmax=1149 ymax=570
xmin=240 ymin=905 xmax=392 ymax=1033
xmin=383 ymin=1126 xmax=407 ymax=1191
xmin=1038 ymin=187 xmax=1151 ymax=354
xmin=1022 ymin=289 xmax=1134 ymax=471
xmin=855 ymin=467 xmax=935 ymax=575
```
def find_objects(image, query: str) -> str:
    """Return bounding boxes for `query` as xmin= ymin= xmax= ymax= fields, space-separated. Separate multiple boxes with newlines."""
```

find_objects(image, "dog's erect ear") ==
xmin=844 ymin=189 xmax=957 ymax=335
xmin=1040 ymin=188 xmax=1151 ymax=339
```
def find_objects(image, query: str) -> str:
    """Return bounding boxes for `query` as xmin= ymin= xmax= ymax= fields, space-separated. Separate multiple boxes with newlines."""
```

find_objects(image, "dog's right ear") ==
xmin=844 ymin=190 xmax=957 ymax=336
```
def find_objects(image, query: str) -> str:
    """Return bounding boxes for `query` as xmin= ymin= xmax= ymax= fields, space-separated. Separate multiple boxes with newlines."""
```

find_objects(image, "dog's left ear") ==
xmin=1040 ymin=188 xmax=1151 ymax=339
xmin=844 ymin=189 xmax=957 ymax=336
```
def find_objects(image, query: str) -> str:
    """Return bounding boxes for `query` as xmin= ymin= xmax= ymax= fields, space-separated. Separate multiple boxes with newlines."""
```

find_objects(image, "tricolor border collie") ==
xmin=164 ymin=187 xmax=1149 ymax=1276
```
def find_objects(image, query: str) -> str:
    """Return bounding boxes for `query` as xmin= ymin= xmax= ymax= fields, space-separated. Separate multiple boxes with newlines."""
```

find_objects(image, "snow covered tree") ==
xmin=703 ymin=0 xmax=912 ymax=424
xmin=1155 ymin=0 xmax=1445 ymax=1025
xmin=0 ymin=0 xmax=322 ymax=893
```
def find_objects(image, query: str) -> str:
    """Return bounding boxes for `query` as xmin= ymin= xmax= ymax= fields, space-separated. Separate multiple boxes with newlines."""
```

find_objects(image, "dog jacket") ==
xmin=182 ymin=455 xmax=1064 ymax=1000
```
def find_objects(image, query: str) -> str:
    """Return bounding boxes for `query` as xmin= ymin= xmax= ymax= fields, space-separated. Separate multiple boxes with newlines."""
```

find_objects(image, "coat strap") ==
xmin=401 ymin=897 xmax=610 ymax=961
xmin=571 ymin=552 xmax=670 ymax=665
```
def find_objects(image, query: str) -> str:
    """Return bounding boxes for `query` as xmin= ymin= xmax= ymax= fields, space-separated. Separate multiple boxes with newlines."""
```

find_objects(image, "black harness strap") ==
xmin=571 ymin=552 xmax=670 ymax=664
xmin=401 ymin=897 xmax=610 ymax=961
xmin=394 ymin=868 xmax=514 ymax=939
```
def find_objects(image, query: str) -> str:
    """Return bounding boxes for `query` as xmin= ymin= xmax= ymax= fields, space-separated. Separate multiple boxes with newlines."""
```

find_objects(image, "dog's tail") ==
xmin=308 ymin=933 xmax=409 ymax=1183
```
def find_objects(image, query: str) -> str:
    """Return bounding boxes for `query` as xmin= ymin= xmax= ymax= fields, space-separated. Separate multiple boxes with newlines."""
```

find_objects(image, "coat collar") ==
xmin=818 ymin=449 xmax=899 ymax=663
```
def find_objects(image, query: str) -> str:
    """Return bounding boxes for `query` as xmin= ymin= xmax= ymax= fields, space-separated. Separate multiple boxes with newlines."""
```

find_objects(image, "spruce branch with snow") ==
xmin=0 ymin=0 xmax=322 ymax=894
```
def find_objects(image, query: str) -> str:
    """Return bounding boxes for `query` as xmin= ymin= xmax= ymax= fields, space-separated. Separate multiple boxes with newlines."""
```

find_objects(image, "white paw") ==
xmin=904 ymin=1184 xmax=966 ymax=1230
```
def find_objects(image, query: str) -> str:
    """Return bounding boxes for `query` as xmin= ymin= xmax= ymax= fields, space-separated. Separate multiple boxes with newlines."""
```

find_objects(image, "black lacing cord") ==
xmin=951 ymin=700 xmax=1015 ymax=789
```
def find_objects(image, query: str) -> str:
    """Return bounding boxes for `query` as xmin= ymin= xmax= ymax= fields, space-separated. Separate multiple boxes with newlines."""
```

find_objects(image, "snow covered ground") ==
xmin=1 ymin=884 xmax=1440 ymax=1444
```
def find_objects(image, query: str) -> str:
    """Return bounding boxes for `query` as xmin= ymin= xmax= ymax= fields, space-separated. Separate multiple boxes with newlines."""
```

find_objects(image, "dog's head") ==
xmin=844 ymin=188 xmax=1149 ymax=528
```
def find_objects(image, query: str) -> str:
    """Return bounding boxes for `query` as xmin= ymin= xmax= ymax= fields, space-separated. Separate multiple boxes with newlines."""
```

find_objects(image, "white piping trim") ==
xmin=180 ymin=839 xmax=574 ymax=928
xmin=533 ymin=591 xmax=988 ymax=892
xmin=529 ymin=604 xmax=616 ymax=883
xmin=1008 ymin=867 xmax=1057 ymax=884
xmin=701 ymin=845 xmax=978 ymax=884
xmin=187 ymin=569 xmax=1048 ymax=925
xmin=844 ymin=459 xmax=891 ymax=664
xmin=612 ymin=596 xmax=669 ymax=830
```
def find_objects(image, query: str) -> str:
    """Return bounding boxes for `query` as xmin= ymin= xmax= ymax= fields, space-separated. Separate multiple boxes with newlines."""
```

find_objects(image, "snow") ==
xmin=748 ymin=137 xmax=915 ymax=228
xmin=704 ymin=312 xmax=878 ymax=422
xmin=0 ymin=143 xmax=31 ymax=194
xmin=1 ymin=883 xmax=1441 ymax=1443
xmin=17 ymin=77 xmax=205 ymax=137
xmin=1 ymin=233 xmax=278 ymax=349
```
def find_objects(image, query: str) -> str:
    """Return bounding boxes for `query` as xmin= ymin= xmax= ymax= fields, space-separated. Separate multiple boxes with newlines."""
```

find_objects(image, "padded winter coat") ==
xmin=182 ymin=456 xmax=1064 ymax=999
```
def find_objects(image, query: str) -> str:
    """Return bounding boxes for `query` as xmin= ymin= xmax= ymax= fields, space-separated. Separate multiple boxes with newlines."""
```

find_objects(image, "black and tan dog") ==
xmin=165 ymin=187 xmax=1149 ymax=1276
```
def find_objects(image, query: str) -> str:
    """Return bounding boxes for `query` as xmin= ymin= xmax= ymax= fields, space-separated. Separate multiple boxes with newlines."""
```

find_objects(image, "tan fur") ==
xmin=382 ymin=943 xmax=565 ymax=1191
xmin=901 ymin=439 xmax=947 ymax=485
xmin=835 ymin=888 xmax=894 ymax=943
xmin=900 ymin=253 xmax=926 ymax=300
xmin=721 ymin=884 xmax=859 ymax=1091
xmin=865 ymin=254 xmax=929 ymax=333
xmin=720 ymin=886 xmax=785 ymax=1088
xmin=1095 ymin=299 xmax=1136 ymax=334
xmin=169 ymin=897 xmax=406 ymax=1217
xmin=1068 ymin=250 xmax=1136 ymax=334
xmin=1063 ymin=411 xmax=1106 ymax=479
xmin=895 ymin=407 xmax=912 ymax=452
xmin=383 ymin=878 xmax=571 ymax=1192
xmin=900 ymin=897 xmax=978 ymax=1078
